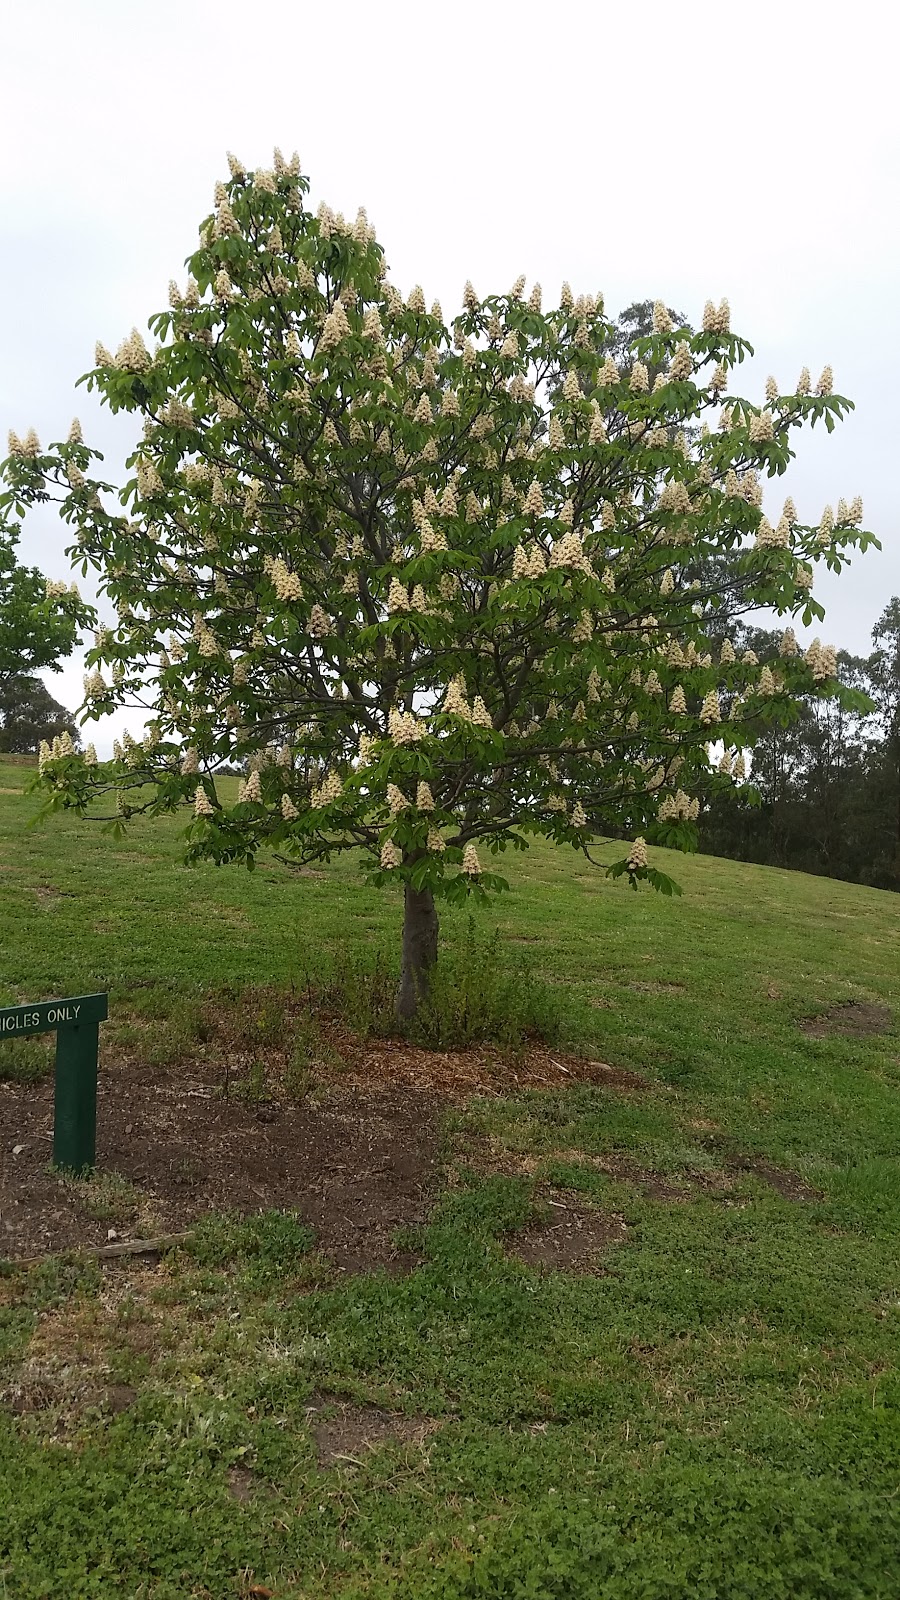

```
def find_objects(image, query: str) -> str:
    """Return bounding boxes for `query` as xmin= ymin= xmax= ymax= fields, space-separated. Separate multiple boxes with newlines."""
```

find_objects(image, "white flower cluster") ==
xmin=522 ymin=479 xmax=545 ymax=516
xmin=194 ymin=784 xmax=214 ymax=817
xmin=668 ymin=342 xmax=693 ymax=382
xmin=512 ymin=543 xmax=547 ymax=579
xmin=462 ymin=843 xmax=482 ymax=876
xmin=749 ymin=411 xmax=775 ymax=443
xmin=7 ymin=427 xmax=42 ymax=457
xmin=113 ymin=329 xmax=151 ymax=372
xmin=388 ymin=578 xmax=410 ymax=613
xmin=805 ymin=638 xmax=837 ymax=681
xmin=388 ymin=707 xmax=422 ymax=745
xmin=702 ymin=298 xmax=730 ymax=333
xmin=238 ymin=770 xmax=263 ymax=804
xmin=387 ymin=783 xmax=409 ymax=816
xmin=271 ymin=558 xmax=303 ymax=602
xmin=418 ymin=516 xmax=448 ymax=553
xmin=443 ymin=675 xmax=471 ymax=717
xmin=755 ymin=515 xmax=790 ymax=550
xmin=136 ymin=458 xmax=163 ymax=497
xmin=699 ymin=690 xmax=720 ymax=725
xmin=658 ymin=790 xmax=699 ymax=822
xmin=311 ymin=772 xmax=342 ymax=808
xmin=38 ymin=732 xmax=76 ymax=770
xmin=319 ymin=299 xmax=351 ymax=352
xmin=627 ymin=837 xmax=648 ymax=870
xmin=658 ymin=481 xmax=692 ymax=515
xmin=549 ymin=530 xmax=593 ymax=578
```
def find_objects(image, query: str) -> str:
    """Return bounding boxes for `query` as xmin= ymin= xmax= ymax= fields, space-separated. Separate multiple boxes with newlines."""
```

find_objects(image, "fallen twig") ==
xmin=4 ymin=1231 xmax=193 ymax=1270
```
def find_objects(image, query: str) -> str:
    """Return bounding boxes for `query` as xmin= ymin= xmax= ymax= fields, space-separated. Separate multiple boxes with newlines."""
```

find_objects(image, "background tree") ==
xmin=0 ymin=498 xmax=94 ymax=687
xmin=1 ymin=151 xmax=875 ymax=1017
xmin=868 ymin=598 xmax=900 ymax=854
xmin=0 ymin=675 xmax=80 ymax=754
xmin=700 ymin=623 xmax=878 ymax=879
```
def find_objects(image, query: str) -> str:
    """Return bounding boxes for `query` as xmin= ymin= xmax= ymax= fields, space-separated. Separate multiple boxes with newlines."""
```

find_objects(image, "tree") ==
xmin=0 ymin=499 xmax=94 ymax=687
xmin=0 ymin=151 xmax=876 ymax=1017
xmin=699 ymin=624 xmax=879 ymax=880
xmin=869 ymin=598 xmax=900 ymax=849
xmin=0 ymin=675 xmax=80 ymax=754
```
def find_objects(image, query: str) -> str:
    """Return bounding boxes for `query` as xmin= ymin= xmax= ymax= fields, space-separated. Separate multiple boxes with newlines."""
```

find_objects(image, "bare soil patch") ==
xmin=800 ymin=1000 xmax=892 ymax=1038
xmin=507 ymin=1193 xmax=628 ymax=1273
xmin=0 ymin=1015 xmax=648 ymax=1268
xmin=304 ymin=1391 xmax=435 ymax=1466
xmin=227 ymin=1465 xmax=259 ymax=1503
xmin=721 ymin=1154 xmax=822 ymax=1202
xmin=0 ymin=1060 xmax=439 ymax=1270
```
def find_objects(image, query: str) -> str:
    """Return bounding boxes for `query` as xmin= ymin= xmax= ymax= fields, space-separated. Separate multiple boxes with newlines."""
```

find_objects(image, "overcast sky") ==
xmin=1 ymin=0 xmax=897 ymax=753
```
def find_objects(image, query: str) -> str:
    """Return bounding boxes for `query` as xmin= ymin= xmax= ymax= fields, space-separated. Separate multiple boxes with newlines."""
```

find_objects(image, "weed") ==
xmin=317 ymin=919 xmax=564 ymax=1051
xmin=0 ymin=1037 xmax=52 ymax=1084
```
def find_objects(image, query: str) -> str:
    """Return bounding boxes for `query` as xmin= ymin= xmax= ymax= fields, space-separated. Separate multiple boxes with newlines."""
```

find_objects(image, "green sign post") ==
xmin=0 ymin=994 xmax=108 ymax=1171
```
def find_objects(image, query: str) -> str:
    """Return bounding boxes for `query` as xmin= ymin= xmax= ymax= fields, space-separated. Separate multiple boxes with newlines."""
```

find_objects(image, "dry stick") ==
xmin=7 ymin=1232 xmax=193 ymax=1270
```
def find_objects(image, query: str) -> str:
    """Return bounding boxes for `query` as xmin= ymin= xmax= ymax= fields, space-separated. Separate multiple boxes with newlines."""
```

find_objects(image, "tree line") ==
xmin=699 ymin=599 xmax=900 ymax=891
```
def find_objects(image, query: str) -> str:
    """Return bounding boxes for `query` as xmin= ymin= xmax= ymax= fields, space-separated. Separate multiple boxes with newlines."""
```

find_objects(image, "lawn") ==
xmin=1 ymin=754 xmax=899 ymax=1598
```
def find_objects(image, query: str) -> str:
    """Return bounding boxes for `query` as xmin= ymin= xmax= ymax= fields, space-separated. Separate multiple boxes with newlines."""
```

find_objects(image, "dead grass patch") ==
xmin=800 ymin=1000 xmax=892 ymax=1038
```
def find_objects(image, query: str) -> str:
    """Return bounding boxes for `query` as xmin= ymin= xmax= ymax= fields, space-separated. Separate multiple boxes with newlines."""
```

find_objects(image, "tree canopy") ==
xmin=0 ymin=150 xmax=877 ymax=1011
xmin=0 ymin=675 xmax=80 ymax=755
xmin=0 ymin=503 xmax=94 ymax=687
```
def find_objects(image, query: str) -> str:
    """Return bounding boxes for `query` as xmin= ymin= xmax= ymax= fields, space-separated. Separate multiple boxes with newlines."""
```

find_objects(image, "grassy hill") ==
xmin=1 ymin=756 xmax=899 ymax=1598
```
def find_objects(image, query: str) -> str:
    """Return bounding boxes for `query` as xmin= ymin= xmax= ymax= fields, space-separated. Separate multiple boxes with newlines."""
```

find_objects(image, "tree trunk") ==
xmin=396 ymin=883 xmax=439 ymax=1021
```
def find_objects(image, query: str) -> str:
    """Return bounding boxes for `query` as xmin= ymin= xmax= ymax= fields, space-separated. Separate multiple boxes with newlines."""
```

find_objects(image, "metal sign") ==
xmin=0 ymin=993 xmax=108 ymax=1171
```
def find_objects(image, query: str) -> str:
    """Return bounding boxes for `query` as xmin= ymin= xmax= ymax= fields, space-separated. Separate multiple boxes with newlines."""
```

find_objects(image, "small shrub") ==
xmin=317 ymin=950 xmax=397 ymax=1038
xmin=286 ymin=1017 xmax=344 ymax=1096
xmin=231 ymin=1058 xmax=270 ymax=1106
xmin=409 ymin=920 xmax=564 ymax=1050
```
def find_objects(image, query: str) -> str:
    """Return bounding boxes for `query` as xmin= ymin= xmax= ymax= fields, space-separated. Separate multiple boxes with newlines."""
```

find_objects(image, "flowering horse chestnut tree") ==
xmin=1 ymin=151 xmax=876 ymax=1017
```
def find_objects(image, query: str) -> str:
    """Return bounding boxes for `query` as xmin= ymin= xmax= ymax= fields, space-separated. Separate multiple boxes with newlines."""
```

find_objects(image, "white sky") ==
xmin=1 ymin=0 xmax=897 ymax=754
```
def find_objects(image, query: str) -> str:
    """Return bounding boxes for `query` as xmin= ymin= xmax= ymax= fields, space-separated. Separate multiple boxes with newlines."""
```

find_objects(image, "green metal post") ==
xmin=53 ymin=1023 xmax=99 ymax=1171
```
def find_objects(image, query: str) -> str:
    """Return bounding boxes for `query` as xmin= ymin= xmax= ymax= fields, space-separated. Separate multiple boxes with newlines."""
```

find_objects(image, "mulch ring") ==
xmin=800 ymin=1000 xmax=893 ymax=1038
xmin=323 ymin=1037 xmax=648 ymax=1098
xmin=0 ymin=1041 xmax=644 ymax=1268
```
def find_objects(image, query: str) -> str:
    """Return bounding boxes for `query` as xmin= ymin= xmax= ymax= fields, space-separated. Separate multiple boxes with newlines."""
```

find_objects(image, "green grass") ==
xmin=1 ymin=756 xmax=899 ymax=1597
